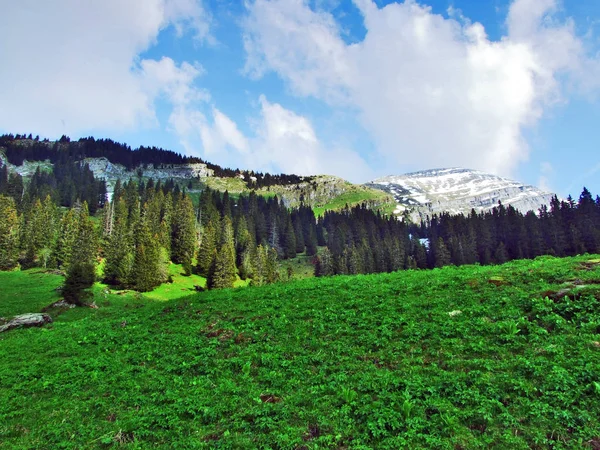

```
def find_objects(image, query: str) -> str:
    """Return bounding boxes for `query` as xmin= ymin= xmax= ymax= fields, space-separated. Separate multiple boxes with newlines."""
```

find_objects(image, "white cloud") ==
xmin=0 ymin=0 xmax=211 ymax=138
xmin=177 ymin=94 xmax=371 ymax=181
xmin=243 ymin=0 xmax=600 ymax=177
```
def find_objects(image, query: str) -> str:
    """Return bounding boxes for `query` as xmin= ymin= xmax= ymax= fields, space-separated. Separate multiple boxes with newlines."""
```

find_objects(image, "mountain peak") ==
xmin=365 ymin=168 xmax=554 ymax=221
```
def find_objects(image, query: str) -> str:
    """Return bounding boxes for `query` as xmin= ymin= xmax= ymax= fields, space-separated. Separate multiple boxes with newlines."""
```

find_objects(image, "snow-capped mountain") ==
xmin=365 ymin=168 xmax=555 ymax=222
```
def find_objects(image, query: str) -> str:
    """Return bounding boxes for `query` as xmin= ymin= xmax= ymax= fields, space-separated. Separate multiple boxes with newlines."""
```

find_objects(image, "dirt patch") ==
xmin=260 ymin=394 xmax=281 ymax=403
xmin=578 ymin=260 xmax=600 ymax=271
xmin=302 ymin=423 xmax=321 ymax=441
xmin=205 ymin=328 xmax=235 ymax=341
xmin=587 ymin=437 xmax=600 ymax=450
xmin=488 ymin=276 xmax=507 ymax=286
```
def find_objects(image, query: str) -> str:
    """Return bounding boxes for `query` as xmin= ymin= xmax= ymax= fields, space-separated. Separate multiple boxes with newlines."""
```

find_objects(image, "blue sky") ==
xmin=1 ymin=0 xmax=600 ymax=198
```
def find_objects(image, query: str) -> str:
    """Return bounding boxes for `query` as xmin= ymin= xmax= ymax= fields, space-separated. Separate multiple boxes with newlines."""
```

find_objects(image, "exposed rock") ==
xmin=0 ymin=313 xmax=53 ymax=332
xmin=366 ymin=167 xmax=555 ymax=222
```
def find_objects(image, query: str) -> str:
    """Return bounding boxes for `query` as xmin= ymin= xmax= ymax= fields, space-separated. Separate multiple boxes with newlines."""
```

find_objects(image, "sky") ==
xmin=1 ymin=0 xmax=600 ymax=197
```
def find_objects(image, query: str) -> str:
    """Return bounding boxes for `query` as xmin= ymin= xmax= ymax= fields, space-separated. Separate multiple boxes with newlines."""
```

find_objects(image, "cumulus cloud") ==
xmin=0 ymin=0 xmax=211 ymax=138
xmin=243 ymin=0 xmax=600 ymax=177
xmin=177 ymin=95 xmax=370 ymax=181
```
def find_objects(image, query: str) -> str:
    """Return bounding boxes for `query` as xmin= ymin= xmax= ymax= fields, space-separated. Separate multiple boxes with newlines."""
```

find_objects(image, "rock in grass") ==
xmin=0 ymin=313 xmax=53 ymax=333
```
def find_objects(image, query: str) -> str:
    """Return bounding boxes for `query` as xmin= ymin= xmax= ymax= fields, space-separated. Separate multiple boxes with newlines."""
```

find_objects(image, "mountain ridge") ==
xmin=1 ymin=135 xmax=556 ymax=220
xmin=365 ymin=167 xmax=555 ymax=222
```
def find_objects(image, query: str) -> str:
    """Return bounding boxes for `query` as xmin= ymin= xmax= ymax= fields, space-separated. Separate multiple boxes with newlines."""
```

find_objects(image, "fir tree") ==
xmin=0 ymin=195 xmax=20 ymax=270
xmin=103 ymin=199 xmax=133 ymax=286
xmin=63 ymin=202 xmax=97 ymax=305
xmin=132 ymin=208 xmax=164 ymax=292
xmin=434 ymin=237 xmax=451 ymax=268
xmin=51 ymin=208 xmax=78 ymax=270
xmin=283 ymin=216 xmax=297 ymax=259
xmin=196 ymin=221 xmax=217 ymax=277
xmin=171 ymin=195 xmax=197 ymax=274
xmin=208 ymin=216 xmax=237 ymax=289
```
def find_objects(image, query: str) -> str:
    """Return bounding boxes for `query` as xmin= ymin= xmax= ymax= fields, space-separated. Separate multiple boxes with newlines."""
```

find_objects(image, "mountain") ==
xmin=365 ymin=167 xmax=555 ymax=222
xmin=0 ymin=135 xmax=393 ymax=214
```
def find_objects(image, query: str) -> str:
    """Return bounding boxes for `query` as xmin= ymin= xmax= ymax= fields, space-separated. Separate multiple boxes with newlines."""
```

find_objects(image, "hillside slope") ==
xmin=1 ymin=255 xmax=600 ymax=448
xmin=0 ymin=137 xmax=393 ymax=215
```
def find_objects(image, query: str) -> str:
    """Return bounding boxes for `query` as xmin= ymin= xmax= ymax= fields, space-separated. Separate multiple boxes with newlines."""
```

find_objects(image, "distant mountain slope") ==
xmin=0 ymin=134 xmax=393 ymax=215
xmin=365 ymin=168 xmax=555 ymax=222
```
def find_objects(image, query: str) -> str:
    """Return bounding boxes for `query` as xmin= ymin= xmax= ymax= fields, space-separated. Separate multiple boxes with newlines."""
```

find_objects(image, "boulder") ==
xmin=0 ymin=313 xmax=53 ymax=333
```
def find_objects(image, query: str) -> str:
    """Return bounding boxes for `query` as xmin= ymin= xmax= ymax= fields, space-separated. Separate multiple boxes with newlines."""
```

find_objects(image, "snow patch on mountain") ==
xmin=365 ymin=168 xmax=555 ymax=222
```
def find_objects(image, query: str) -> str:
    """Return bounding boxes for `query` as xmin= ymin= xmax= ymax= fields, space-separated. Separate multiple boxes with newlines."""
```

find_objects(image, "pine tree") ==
xmin=132 ymin=209 xmax=163 ymax=292
xmin=265 ymin=246 xmax=280 ymax=284
xmin=434 ymin=237 xmax=451 ymax=268
xmin=293 ymin=216 xmax=305 ymax=253
xmin=315 ymin=247 xmax=333 ymax=276
xmin=63 ymin=202 xmax=97 ymax=305
xmin=103 ymin=198 xmax=133 ymax=285
xmin=493 ymin=241 xmax=509 ymax=264
xmin=0 ymin=195 xmax=20 ymax=270
xmin=283 ymin=216 xmax=297 ymax=259
xmin=208 ymin=216 xmax=237 ymax=289
xmin=171 ymin=195 xmax=197 ymax=274
xmin=196 ymin=220 xmax=217 ymax=277
xmin=51 ymin=208 xmax=78 ymax=270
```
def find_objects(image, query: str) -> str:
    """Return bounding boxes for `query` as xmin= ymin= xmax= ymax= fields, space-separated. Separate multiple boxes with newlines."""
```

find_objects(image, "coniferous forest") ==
xmin=1 ymin=134 xmax=600 ymax=304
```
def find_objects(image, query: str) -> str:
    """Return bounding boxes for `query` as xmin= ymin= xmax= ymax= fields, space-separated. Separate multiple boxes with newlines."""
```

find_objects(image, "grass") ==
xmin=2 ymin=255 xmax=600 ymax=448
xmin=278 ymin=251 xmax=317 ymax=280
xmin=0 ymin=269 xmax=63 ymax=317
xmin=313 ymin=188 xmax=394 ymax=217
xmin=143 ymin=263 xmax=207 ymax=301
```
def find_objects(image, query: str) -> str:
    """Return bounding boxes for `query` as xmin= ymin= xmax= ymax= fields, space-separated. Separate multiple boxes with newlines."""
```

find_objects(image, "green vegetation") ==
xmin=313 ymin=187 xmax=393 ymax=217
xmin=0 ymin=269 xmax=63 ymax=317
xmin=2 ymin=255 xmax=600 ymax=448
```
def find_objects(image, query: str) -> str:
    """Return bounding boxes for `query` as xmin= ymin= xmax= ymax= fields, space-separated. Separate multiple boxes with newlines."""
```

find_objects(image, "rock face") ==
xmin=365 ymin=168 xmax=555 ymax=222
xmin=83 ymin=157 xmax=213 ymax=192
xmin=263 ymin=175 xmax=352 ymax=208
xmin=0 ymin=313 xmax=53 ymax=333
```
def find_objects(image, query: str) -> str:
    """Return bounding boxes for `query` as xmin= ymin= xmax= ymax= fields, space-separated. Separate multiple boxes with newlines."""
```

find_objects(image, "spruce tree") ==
xmin=171 ymin=195 xmax=197 ymax=274
xmin=51 ymin=208 xmax=78 ymax=270
xmin=208 ymin=216 xmax=237 ymax=289
xmin=434 ymin=237 xmax=451 ymax=268
xmin=63 ymin=202 xmax=97 ymax=305
xmin=196 ymin=220 xmax=217 ymax=277
xmin=103 ymin=198 xmax=133 ymax=286
xmin=283 ymin=216 xmax=297 ymax=259
xmin=0 ymin=195 xmax=20 ymax=270
xmin=132 ymin=209 xmax=163 ymax=292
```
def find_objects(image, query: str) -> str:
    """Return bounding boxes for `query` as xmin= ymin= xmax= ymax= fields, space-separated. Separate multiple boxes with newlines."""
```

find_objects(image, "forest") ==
xmin=1 ymin=135 xmax=600 ymax=304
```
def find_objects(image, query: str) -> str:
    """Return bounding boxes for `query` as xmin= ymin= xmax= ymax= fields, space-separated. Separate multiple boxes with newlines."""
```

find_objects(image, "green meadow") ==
xmin=1 ymin=255 xmax=600 ymax=449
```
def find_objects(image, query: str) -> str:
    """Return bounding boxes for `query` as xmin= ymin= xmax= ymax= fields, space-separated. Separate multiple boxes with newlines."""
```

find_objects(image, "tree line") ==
xmin=313 ymin=188 xmax=600 ymax=275
xmin=1 ymin=134 xmax=314 ymax=188
xmin=0 ymin=158 xmax=325 ymax=302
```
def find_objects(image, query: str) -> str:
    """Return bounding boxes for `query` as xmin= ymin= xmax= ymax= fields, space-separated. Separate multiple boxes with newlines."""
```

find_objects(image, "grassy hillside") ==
xmin=2 ymin=256 xmax=600 ymax=448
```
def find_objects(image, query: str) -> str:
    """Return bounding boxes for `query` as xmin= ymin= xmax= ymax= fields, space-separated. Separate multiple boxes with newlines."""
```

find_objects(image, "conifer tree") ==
xmin=315 ymin=247 xmax=333 ymax=277
xmin=434 ymin=237 xmax=451 ymax=268
xmin=283 ymin=216 xmax=297 ymax=259
xmin=132 ymin=208 xmax=163 ymax=292
xmin=265 ymin=246 xmax=279 ymax=284
xmin=293 ymin=216 xmax=305 ymax=253
xmin=493 ymin=241 xmax=509 ymax=264
xmin=208 ymin=216 xmax=237 ymax=289
xmin=51 ymin=208 xmax=78 ymax=270
xmin=63 ymin=202 xmax=97 ymax=305
xmin=0 ymin=195 xmax=20 ymax=270
xmin=196 ymin=220 xmax=217 ymax=277
xmin=171 ymin=195 xmax=197 ymax=274
xmin=103 ymin=198 xmax=133 ymax=285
